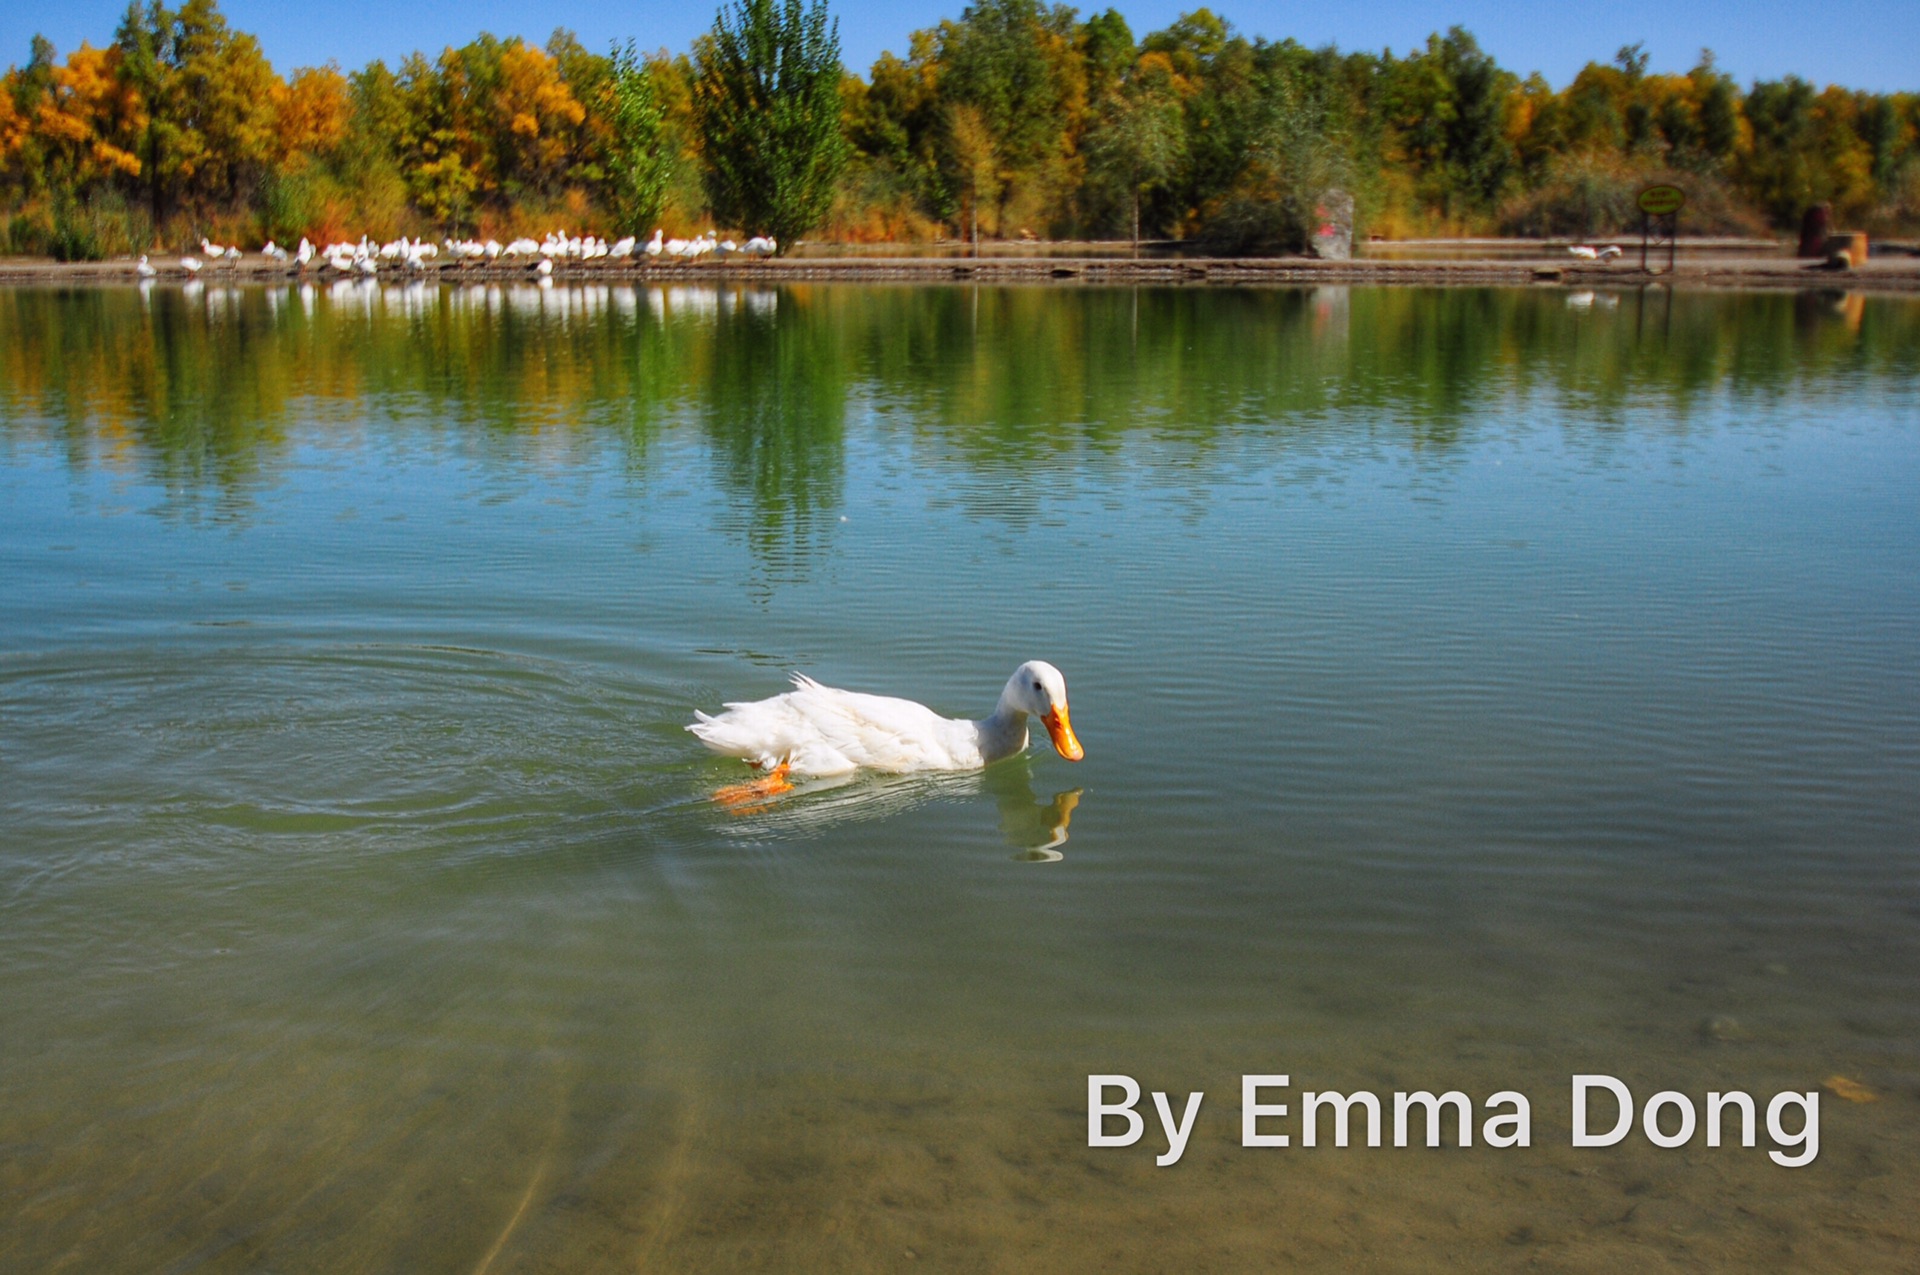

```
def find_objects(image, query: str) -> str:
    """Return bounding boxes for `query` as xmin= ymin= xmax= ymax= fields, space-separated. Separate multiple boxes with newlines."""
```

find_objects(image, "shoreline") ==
xmin=4 ymin=250 xmax=1918 ymax=292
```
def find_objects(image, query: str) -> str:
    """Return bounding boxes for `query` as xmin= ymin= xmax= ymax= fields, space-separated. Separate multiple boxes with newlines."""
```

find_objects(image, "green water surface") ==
xmin=2 ymin=281 xmax=1917 ymax=1271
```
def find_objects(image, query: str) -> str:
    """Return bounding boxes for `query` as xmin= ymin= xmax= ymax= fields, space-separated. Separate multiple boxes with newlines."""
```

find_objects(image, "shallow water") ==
xmin=2 ymin=280 xmax=1917 ymax=1271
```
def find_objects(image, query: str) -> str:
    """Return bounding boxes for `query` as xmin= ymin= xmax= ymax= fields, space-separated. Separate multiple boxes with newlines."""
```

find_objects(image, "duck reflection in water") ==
xmin=712 ymin=757 xmax=1085 ymax=861
xmin=988 ymin=761 xmax=1082 ymax=861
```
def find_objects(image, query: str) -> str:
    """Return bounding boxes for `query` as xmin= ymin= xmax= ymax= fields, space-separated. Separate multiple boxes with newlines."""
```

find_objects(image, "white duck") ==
xmin=690 ymin=661 xmax=1083 ymax=798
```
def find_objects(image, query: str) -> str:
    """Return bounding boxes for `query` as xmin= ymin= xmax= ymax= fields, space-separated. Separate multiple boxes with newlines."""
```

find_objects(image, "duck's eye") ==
xmin=1033 ymin=680 xmax=1043 ymax=692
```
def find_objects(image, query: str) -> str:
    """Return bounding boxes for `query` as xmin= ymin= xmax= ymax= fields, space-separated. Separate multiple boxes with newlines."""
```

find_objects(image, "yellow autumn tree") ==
xmin=0 ymin=77 xmax=29 ymax=178
xmin=35 ymin=44 xmax=146 ymax=188
xmin=1810 ymin=87 xmax=1877 ymax=218
xmin=274 ymin=66 xmax=351 ymax=167
xmin=495 ymin=40 xmax=586 ymax=197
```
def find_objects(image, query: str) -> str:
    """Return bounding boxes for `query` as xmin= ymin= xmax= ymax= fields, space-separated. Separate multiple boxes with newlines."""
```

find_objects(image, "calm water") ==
xmin=2 ymin=281 xmax=1917 ymax=1271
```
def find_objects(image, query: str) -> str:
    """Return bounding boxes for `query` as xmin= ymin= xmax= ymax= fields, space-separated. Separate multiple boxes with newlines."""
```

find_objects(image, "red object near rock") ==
xmin=1798 ymin=204 xmax=1833 ymax=258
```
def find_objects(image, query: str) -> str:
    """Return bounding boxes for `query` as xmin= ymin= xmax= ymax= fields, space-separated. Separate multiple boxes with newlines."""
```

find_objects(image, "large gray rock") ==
xmin=1310 ymin=189 xmax=1354 ymax=261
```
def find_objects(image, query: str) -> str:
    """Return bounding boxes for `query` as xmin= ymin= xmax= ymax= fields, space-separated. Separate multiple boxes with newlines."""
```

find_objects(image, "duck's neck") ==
xmin=975 ymin=689 xmax=1031 ymax=766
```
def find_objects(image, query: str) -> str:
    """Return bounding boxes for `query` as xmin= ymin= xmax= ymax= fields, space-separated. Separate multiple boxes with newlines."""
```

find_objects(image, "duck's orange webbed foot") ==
xmin=711 ymin=762 xmax=794 ymax=808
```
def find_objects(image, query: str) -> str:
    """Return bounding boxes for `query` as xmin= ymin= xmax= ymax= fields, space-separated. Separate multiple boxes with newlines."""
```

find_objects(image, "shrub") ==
xmin=22 ymin=190 xmax=155 ymax=261
xmin=1500 ymin=158 xmax=1768 ymax=238
xmin=1498 ymin=157 xmax=1640 ymax=237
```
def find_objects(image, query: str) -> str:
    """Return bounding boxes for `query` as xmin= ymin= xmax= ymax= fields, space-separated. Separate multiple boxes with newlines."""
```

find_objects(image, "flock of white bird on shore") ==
xmin=143 ymin=227 xmax=778 ymax=277
xmin=133 ymin=234 xmax=1616 ymax=278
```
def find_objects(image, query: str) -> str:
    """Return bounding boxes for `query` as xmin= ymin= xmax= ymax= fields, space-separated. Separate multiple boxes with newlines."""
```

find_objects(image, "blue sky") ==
xmin=6 ymin=0 xmax=1916 ymax=93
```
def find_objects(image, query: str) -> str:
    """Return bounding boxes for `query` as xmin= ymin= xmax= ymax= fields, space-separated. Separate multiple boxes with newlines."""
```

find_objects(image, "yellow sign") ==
xmin=1638 ymin=185 xmax=1686 ymax=216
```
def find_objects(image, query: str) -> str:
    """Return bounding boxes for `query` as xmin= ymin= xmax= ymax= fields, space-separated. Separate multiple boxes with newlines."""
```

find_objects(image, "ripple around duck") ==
xmin=0 ymin=641 xmax=703 ymax=893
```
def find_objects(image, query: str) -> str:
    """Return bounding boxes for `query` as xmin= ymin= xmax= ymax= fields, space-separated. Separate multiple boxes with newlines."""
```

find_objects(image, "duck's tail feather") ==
xmin=687 ymin=706 xmax=789 ymax=771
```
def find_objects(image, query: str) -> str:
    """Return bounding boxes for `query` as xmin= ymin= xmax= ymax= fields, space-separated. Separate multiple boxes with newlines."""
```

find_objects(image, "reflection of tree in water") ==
xmin=139 ymin=289 xmax=298 ymax=506
xmin=699 ymin=291 xmax=846 ymax=582
xmin=849 ymin=286 xmax=1545 ymax=481
xmin=4 ymin=283 xmax=1918 ymax=523
xmin=11 ymin=287 xmax=296 ymax=516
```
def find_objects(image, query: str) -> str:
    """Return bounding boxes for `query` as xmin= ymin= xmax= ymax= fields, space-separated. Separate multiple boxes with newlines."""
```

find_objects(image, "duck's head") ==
xmin=1006 ymin=661 xmax=1083 ymax=761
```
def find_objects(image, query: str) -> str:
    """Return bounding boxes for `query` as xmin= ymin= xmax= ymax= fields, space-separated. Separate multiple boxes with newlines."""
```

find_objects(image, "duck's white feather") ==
xmin=690 ymin=674 xmax=985 ymax=774
xmin=688 ymin=661 xmax=1078 ymax=778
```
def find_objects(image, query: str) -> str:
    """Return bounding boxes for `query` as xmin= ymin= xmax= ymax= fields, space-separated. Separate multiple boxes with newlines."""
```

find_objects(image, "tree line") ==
xmin=2 ymin=0 xmax=1915 ymax=259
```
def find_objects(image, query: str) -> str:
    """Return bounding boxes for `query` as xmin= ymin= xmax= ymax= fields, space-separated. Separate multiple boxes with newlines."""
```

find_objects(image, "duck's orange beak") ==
xmin=1042 ymin=705 xmax=1084 ymax=761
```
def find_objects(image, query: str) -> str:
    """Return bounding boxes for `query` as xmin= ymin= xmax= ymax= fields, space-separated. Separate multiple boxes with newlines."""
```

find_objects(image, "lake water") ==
xmin=2 ymin=280 xmax=1917 ymax=1272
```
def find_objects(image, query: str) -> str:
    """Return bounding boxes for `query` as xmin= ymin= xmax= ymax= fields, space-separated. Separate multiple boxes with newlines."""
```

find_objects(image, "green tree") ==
xmin=1693 ymin=55 xmax=1740 ymax=165
xmin=1433 ymin=28 xmax=1514 ymax=211
xmin=946 ymin=102 xmax=1001 ymax=249
xmin=1202 ymin=55 xmax=1357 ymax=252
xmin=388 ymin=51 xmax=476 ymax=230
xmin=1857 ymin=95 xmax=1903 ymax=190
xmin=1740 ymin=77 xmax=1821 ymax=225
xmin=845 ymin=33 xmax=950 ymax=226
xmin=607 ymin=41 xmax=675 ymax=233
xmin=935 ymin=0 xmax=1080 ymax=234
xmin=694 ymin=0 xmax=850 ymax=248
xmin=113 ymin=4 xmax=176 ymax=220
xmin=112 ymin=0 xmax=279 ymax=222
xmin=1078 ymin=8 xmax=1134 ymax=102
xmin=1381 ymin=27 xmax=1515 ymax=219
xmin=1083 ymin=53 xmax=1185 ymax=251
xmin=1146 ymin=11 xmax=1258 ymax=232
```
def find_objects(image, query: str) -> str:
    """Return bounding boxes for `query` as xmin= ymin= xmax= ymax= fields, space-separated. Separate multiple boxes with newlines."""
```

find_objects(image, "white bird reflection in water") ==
xmin=1003 ymin=786 xmax=1082 ymax=862
xmin=713 ymin=760 xmax=1085 ymax=861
